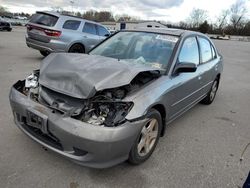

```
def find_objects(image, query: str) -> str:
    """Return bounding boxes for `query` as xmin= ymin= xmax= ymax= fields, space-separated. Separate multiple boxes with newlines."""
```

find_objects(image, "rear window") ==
xmin=63 ymin=20 xmax=81 ymax=30
xmin=30 ymin=13 xmax=58 ymax=27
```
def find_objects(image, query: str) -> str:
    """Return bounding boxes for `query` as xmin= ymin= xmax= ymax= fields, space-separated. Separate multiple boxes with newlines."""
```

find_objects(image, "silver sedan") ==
xmin=9 ymin=28 xmax=223 ymax=168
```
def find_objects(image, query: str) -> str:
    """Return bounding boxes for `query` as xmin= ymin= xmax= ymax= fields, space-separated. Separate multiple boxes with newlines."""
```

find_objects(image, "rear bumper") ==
xmin=9 ymin=82 xmax=146 ymax=168
xmin=25 ymin=35 xmax=67 ymax=53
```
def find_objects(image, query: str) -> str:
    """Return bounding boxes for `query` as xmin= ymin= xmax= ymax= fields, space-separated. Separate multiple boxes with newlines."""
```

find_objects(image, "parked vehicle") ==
xmin=9 ymin=28 xmax=223 ymax=168
xmin=25 ymin=11 xmax=110 ymax=56
xmin=0 ymin=18 xmax=12 ymax=31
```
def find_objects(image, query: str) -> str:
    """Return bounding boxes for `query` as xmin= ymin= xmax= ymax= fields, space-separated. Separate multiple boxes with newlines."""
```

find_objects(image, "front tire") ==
xmin=201 ymin=78 xmax=219 ymax=105
xmin=69 ymin=44 xmax=85 ymax=53
xmin=128 ymin=109 xmax=162 ymax=165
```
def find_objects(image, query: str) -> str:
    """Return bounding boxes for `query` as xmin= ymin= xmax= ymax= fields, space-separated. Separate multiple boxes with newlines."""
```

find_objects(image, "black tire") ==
xmin=128 ymin=109 xmax=162 ymax=165
xmin=40 ymin=50 xmax=50 ymax=57
xmin=7 ymin=28 xmax=12 ymax=32
xmin=69 ymin=44 xmax=85 ymax=53
xmin=200 ymin=78 xmax=219 ymax=105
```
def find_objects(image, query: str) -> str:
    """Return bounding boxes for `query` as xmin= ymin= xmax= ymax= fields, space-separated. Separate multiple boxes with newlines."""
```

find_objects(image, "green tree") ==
xmin=199 ymin=20 xmax=210 ymax=33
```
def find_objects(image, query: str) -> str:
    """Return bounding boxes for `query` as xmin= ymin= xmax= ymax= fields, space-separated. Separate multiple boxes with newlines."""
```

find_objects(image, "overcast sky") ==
xmin=1 ymin=0 xmax=250 ymax=22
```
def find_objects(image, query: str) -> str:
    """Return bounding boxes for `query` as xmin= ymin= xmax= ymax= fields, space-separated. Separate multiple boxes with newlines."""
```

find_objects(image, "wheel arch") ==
xmin=216 ymin=73 xmax=221 ymax=87
xmin=68 ymin=42 xmax=86 ymax=53
xmin=151 ymin=104 xmax=167 ymax=136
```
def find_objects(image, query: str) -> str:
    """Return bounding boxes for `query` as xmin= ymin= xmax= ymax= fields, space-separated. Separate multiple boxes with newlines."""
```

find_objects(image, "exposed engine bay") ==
xmin=21 ymin=70 xmax=161 ymax=127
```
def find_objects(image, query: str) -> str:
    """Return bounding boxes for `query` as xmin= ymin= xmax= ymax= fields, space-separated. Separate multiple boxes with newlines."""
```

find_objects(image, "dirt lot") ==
xmin=0 ymin=27 xmax=249 ymax=188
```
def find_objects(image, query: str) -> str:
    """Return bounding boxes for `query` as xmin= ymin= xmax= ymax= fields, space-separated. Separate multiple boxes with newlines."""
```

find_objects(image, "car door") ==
xmin=168 ymin=36 xmax=205 ymax=120
xmin=197 ymin=36 xmax=220 ymax=95
xmin=82 ymin=22 xmax=100 ymax=51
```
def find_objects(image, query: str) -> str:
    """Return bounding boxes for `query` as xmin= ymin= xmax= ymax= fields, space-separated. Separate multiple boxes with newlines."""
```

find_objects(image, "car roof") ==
xmin=36 ymin=11 xmax=103 ymax=26
xmin=125 ymin=28 xmax=202 ymax=37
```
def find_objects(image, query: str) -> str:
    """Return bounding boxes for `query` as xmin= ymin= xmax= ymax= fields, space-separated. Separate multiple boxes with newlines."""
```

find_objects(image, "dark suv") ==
xmin=0 ymin=18 xmax=12 ymax=31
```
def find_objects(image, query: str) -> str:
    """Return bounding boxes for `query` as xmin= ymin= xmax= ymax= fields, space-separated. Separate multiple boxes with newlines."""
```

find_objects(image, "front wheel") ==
xmin=128 ymin=109 xmax=162 ymax=165
xmin=69 ymin=44 xmax=85 ymax=53
xmin=201 ymin=78 xmax=219 ymax=105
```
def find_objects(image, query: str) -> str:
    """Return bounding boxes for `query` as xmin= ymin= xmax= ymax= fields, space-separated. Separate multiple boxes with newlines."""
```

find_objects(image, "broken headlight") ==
xmin=81 ymin=102 xmax=133 ymax=127
xmin=25 ymin=71 xmax=39 ymax=89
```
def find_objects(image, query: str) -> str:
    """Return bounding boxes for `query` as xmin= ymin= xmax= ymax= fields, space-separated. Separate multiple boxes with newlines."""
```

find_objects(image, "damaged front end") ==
xmin=19 ymin=70 xmax=161 ymax=127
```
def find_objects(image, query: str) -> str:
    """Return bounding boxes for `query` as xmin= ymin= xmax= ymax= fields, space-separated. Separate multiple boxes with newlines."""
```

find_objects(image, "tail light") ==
xmin=44 ymin=29 xmax=61 ymax=37
xmin=26 ymin=24 xmax=61 ymax=37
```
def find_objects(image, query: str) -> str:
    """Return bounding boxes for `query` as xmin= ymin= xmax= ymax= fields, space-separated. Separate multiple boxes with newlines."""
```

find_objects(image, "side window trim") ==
xmin=211 ymin=43 xmax=217 ymax=59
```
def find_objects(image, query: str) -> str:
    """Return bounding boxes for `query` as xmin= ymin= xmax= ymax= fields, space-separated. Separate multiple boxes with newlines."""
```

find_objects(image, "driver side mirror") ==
xmin=174 ymin=62 xmax=197 ymax=74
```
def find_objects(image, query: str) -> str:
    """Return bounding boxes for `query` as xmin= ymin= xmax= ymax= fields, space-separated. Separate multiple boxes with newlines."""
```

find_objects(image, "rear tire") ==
xmin=128 ymin=109 xmax=162 ymax=165
xmin=69 ymin=44 xmax=85 ymax=53
xmin=200 ymin=78 xmax=219 ymax=105
xmin=40 ymin=50 xmax=50 ymax=57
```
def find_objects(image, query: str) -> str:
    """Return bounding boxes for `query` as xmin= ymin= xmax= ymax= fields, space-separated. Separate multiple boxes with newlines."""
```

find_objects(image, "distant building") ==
xmin=100 ymin=21 xmax=167 ymax=31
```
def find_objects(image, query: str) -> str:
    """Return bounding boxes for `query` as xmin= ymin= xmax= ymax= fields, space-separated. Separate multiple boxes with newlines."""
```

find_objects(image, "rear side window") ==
xmin=179 ymin=37 xmax=199 ymax=65
xmin=63 ymin=20 xmax=81 ymax=30
xmin=198 ymin=37 xmax=213 ymax=63
xmin=30 ymin=13 xmax=58 ymax=27
xmin=97 ymin=25 xmax=109 ymax=36
xmin=82 ymin=22 xmax=97 ymax=35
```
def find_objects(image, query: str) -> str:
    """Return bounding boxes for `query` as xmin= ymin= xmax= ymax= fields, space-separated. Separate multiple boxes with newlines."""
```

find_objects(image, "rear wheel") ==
xmin=201 ymin=78 xmax=219 ymax=105
xmin=40 ymin=50 xmax=50 ymax=57
xmin=128 ymin=109 xmax=162 ymax=165
xmin=69 ymin=44 xmax=85 ymax=53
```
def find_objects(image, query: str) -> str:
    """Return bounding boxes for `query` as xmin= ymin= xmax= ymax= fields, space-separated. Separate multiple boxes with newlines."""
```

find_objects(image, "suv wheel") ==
xmin=69 ymin=44 xmax=85 ymax=53
xmin=128 ymin=109 xmax=162 ymax=165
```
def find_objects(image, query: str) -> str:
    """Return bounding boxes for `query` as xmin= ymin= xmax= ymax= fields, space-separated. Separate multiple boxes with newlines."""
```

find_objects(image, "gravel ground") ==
xmin=0 ymin=27 xmax=249 ymax=188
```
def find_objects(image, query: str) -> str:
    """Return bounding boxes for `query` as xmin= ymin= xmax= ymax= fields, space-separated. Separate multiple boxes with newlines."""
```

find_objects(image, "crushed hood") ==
xmin=39 ymin=53 xmax=162 ymax=99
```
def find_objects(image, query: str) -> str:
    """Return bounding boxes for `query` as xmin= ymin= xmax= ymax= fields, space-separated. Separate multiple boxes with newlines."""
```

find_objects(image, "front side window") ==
xmin=97 ymin=25 xmax=109 ymax=36
xmin=82 ymin=22 xmax=97 ymax=35
xmin=90 ymin=31 xmax=179 ymax=69
xmin=178 ymin=37 xmax=199 ymax=65
xmin=198 ymin=37 xmax=213 ymax=63
xmin=63 ymin=20 xmax=81 ymax=30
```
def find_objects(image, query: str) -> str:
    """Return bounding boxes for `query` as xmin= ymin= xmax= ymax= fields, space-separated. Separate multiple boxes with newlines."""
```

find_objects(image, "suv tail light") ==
xmin=26 ymin=24 xmax=61 ymax=37
xmin=44 ymin=29 xmax=61 ymax=37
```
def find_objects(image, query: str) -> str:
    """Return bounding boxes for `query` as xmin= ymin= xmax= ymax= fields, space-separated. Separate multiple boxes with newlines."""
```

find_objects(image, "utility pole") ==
xmin=70 ymin=0 xmax=74 ymax=15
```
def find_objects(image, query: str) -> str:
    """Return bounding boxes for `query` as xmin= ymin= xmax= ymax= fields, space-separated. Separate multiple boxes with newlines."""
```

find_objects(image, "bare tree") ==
xmin=187 ymin=8 xmax=208 ymax=28
xmin=216 ymin=9 xmax=230 ymax=31
xmin=0 ymin=6 xmax=7 ymax=12
xmin=230 ymin=0 xmax=247 ymax=30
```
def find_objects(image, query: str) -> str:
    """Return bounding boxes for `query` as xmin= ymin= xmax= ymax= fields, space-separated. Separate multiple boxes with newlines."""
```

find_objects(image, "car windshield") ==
xmin=90 ymin=31 xmax=179 ymax=69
